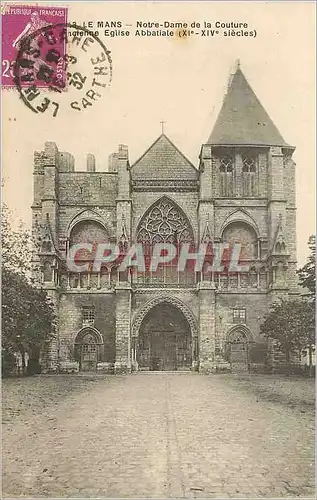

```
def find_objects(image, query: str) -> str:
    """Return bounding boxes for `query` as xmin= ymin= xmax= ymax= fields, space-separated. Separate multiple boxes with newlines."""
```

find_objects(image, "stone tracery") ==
xmin=137 ymin=197 xmax=194 ymax=245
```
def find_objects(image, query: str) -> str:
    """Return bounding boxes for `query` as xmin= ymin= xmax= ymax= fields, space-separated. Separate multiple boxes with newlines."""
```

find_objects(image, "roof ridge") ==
xmin=160 ymin=133 xmax=197 ymax=171
xmin=131 ymin=133 xmax=165 ymax=168
xmin=131 ymin=133 xmax=197 ymax=172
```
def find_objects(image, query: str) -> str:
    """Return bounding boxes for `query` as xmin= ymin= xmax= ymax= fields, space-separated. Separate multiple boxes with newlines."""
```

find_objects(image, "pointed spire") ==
xmin=201 ymin=214 xmax=213 ymax=243
xmin=226 ymin=60 xmax=240 ymax=92
xmin=39 ymin=214 xmax=56 ymax=253
xmin=208 ymin=66 xmax=291 ymax=147
xmin=119 ymin=214 xmax=128 ymax=250
xmin=272 ymin=214 xmax=287 ymax=254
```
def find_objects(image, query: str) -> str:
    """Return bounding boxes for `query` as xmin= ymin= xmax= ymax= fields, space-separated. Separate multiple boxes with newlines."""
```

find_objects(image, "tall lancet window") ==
xmin=219 ymin=155 xmax=234 ymax=196
xmin=242 ymin=155 xmax=257 ymax=196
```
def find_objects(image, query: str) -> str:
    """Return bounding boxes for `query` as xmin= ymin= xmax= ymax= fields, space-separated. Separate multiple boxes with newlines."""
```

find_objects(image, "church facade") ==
xmin=32 ymin=67 xmax=298 ymax=373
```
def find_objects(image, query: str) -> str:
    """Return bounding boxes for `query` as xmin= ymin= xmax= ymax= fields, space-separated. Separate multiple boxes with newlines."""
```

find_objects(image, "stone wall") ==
xmin=115 ymin=286 xmax=131 ymax=373
xmin=215 ymin=292 xmax=268 ymax=346
xmin=58 ymin=293 xmax=116 ymax=363
xmin=58 ymin=172 xmax=118 ymax=206
xmin=198 ymin=284 xmax=216 ymax=373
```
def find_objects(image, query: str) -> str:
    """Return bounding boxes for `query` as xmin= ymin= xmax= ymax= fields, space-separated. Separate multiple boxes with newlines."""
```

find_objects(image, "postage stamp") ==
xmin=13 ymin=21 xmax=112 ymax=117
xmin=2 ymin=5 xmax=112 ymax=117
xmin=1 ymin=4 xmax=67 ymax=88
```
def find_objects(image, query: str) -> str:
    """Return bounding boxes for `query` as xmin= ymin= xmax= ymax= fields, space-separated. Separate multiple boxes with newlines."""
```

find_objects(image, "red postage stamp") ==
xmin=1 ymin=4 xmax=67 ymax=88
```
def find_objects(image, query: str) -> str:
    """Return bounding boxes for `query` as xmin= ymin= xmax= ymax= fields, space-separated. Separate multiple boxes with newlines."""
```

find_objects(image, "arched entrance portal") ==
xmin=226 ymin=327 xmax=251 ymax=372
xmin=137 ymin=302 xmax=192 ymax=371
xmin=74 ymin=327 xmax=103 ymax=372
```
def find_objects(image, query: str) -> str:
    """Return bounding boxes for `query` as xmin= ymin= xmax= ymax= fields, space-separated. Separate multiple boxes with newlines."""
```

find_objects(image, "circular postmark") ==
xmin=14 ymin=22 xmax=112 ymax=117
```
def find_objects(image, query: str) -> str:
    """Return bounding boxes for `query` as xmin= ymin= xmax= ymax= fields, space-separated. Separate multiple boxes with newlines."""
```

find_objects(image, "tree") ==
xmin=296 ymin=235 xmax=316 ymax=375
xmin=1 ymin=206 xmax=56 ymax=376
xmin=297 ymin=235 xmax=316 ymax=299
xmin=260 ymin=299 xmax=315 ymax=374
xmin=2 ymin=204 xmax=33 ymax=275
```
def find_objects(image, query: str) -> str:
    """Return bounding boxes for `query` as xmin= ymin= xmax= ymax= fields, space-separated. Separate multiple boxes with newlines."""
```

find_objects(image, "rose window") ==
xmin=137 ymin=197 xmax=194 ymax=245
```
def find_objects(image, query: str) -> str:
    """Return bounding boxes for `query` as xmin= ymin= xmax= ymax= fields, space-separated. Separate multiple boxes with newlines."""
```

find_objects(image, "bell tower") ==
xmin=205 ymin=63 xmax=297 ymax=294
xmin=199 ymin=63 xmax=298 ymax=372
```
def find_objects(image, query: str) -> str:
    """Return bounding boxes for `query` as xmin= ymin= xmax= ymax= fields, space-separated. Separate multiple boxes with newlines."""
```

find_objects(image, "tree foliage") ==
xmin=1 ymin=206 xmax=56 ymax=375
xmin=297 ymin=235 xmax=316 ymax=299
xmin=260 ymin=299 xmax=315 ymax=369
xmin=2 ymin=204 xmax=33 ymax=275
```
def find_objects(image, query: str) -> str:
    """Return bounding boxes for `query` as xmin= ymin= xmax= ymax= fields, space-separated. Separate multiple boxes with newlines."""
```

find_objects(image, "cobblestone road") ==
xmin=2 ymin=373 xmax=315 ymax=498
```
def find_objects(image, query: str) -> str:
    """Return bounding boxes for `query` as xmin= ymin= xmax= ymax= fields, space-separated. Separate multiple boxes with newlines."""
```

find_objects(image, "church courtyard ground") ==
xmin=2 ymin=373 xmax=315 ymax=499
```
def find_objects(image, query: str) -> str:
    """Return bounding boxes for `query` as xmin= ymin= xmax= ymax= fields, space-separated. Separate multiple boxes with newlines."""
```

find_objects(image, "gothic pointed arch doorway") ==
xmin=74 ymin=327 xmax=103 ymax=372
xmin=226 ymin=326 xmax=252 ymax=372
xmin=137 ymin=302 xmax=193 ymax=371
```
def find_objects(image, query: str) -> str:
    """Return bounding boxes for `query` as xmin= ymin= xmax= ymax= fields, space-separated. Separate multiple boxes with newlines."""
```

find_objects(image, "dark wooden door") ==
xmin=81 ymin=344 xmax=97 ymax=371
xmin=230 ymin=343 xmax=248 ymax=371
xmin=163 ymin=332 xmax=177 ymax=370
xmin=150 ymin=331 xmax=177 ymax=370
xmin=176 ymin=332 xmax=192 ymax=369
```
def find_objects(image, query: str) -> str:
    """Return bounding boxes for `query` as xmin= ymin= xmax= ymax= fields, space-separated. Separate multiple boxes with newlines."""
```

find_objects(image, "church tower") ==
xmin=199 ymin=64 xmax=297 ymax=371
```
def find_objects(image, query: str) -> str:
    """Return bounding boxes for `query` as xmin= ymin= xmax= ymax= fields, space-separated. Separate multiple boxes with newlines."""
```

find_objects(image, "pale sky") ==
xmin=2 ymin=1 xmax=316 ymax=266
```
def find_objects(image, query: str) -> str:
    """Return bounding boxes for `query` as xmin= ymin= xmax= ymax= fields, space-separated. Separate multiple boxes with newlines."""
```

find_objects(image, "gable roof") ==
xmin=208 ymin=68 xmax=291 ymax=148
xmin=131 ymin=134 xmax=198 ymax=180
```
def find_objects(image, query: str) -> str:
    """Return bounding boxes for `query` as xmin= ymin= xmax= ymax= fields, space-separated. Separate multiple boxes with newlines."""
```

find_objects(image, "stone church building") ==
xmin=32 ymin=66 xmax=298 ymax=373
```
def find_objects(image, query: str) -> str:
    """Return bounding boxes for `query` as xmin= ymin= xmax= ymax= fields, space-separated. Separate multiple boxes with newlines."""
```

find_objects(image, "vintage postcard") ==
xmin=1 ymin=1 xmax=315 ymax=498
